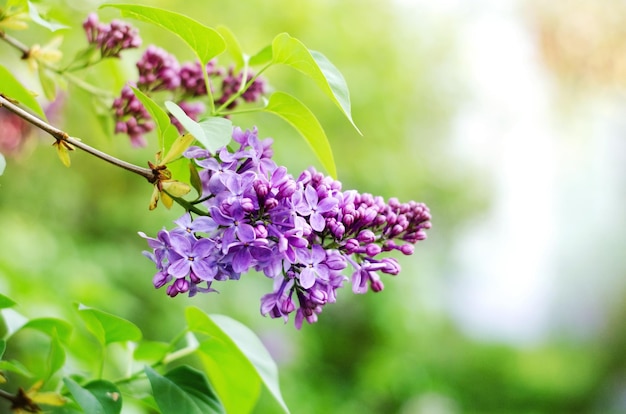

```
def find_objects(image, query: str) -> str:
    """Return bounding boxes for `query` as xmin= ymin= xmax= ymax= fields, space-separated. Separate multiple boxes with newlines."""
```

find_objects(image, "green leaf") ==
xmin=38 ymin=66 xmax=56 ymax=101
xmin=145 ymin=365 xmax=225 ymax=414
xmin=27 ymin=1 xmax=69 ymax=32
xmin=21 ymin=317 xmax=73 ymax=344
xmin=64 ymin=378 xmax=122 ymax=414
xmin=0 ymin=339 xmax=5 ymax=359
xmin=0 ymin=359 xmax=33 ymax=377
xmin=271 ymin=33 xmax=360 ymax=134
xmin=0 ymin=293 xmax=16 ymax=309
xmin=265 ymin=91 xmax=336 ymax=178
xmin=46 ymin=331 xmax=65 ymax=380
xmin=76 ymin=304 xmax=142 ymax=346
xmin=159 ymin=132 xmax=195 ymax=166
xmin=0 ymin=153 xmax=5 ymax=176
xmin=0 ymin=64 xmax=47 ymax=120
xmin=133 ymin=340 xmax=169 ymax=363
xmin=165 ymin=157 xmax=191 ymax=187
xmin=102 ymin=4 xmax=225 ymax=64
xmin=129 ymin=86 xmax=178 ymax=155
xmin=249 ymin=45 xmax=272 ymax=67
xmin=189 ymin=161 xmax=202 ymax=196
xmin=164 ymin=101 xmax=232 ymax=153
xmin=186 ymin=308 xmax=289 ymax=414
xmin=217 ymin=26 xmax=244 ymax=69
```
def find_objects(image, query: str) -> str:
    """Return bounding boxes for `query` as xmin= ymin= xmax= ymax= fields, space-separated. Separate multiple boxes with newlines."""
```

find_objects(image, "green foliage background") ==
xmin=1 ymin=0 xmax=622 ymax=413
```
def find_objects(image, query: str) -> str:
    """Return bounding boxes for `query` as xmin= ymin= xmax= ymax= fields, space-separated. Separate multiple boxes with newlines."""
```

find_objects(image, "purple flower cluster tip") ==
xmin=141 ymin=127 xmax=431 ymax=329
xmin=82 ymin=13 xmax=141 ymax=58
xmin=112 ymin=45 xmax=266 ymax=146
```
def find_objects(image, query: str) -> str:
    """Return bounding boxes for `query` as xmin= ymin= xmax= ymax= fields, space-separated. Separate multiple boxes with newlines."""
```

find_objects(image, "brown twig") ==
xmin=0 ymin=95 xmax=158 ymax=182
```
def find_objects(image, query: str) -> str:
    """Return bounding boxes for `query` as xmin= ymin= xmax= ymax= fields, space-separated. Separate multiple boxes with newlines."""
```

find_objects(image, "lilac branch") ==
xmin=0 ymin=95 xmax=157 ymax=182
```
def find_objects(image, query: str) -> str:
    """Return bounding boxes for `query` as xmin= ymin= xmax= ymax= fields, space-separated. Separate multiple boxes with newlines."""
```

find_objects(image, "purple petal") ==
xmin=192 ymin=238 xmax=215 ymax=258
xmin=310 ymin=212 xmax=325 ymax=232
xmin=299 ymin=268 xmax=316 ymax=289
xmin=236 ymin=223 xmax=256 ymax=242
xmin=168 ymin=258 xmax=191 ymax=278
xmin=191 ymin=259 xmax=217 ymax=281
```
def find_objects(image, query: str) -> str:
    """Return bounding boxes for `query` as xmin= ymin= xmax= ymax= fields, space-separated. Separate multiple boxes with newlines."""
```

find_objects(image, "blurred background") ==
xmin=2 ymin=0 xmax=626 ymax=412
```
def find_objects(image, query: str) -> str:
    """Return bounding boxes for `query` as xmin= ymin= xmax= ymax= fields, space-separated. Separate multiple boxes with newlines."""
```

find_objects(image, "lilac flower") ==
xmin=136 ymin=45 xmax=181 ymax=92
xmin=141 ymin=127 xmax=431 ymax=329
xmin=179 ymin=60 xmax=222 ymax=97
xmin=167 ymin=233 xmax=217 ymax=281
xmin=112 ymin=84 xmax=154 ymax=147
xmin=210 ymin=204 xmax=256 ymax=249
xmin=293 ymin=185 xmax=338 ymax=232
xmin=297 ymin=245 xmax=329 ymax=289
xmin=216 ymin=67 xmax=266 ymax=110
xmin=82 ymin=13 xmax=141 ymax=58
xmin=173 ymin=213 xmax=217 ymax=236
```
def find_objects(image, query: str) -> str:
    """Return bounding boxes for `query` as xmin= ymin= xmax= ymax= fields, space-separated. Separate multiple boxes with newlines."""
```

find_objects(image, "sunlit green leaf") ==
xmin=64 ymin=378 xmax=122 ymax=414
xmin=129 ymin=86 xmax=178 ymax=155
xmin=145 ymin=365 xmax=225 ymax=414
xmin=0 ymin=339 xmax=5 ymax=359
xmin=186 ymin=308 xmax=289 ymax=414
xmin=102 ymin=4 xmax=225 ymax=63
xmin=165 ymin=158 xmax=191 ymax=187
xmin=271 ymin=33 xmax=360 ymax=134
xmin=0 ymin=64 xmax=47 ymax=120
xmin=27 ymin=1 xmax=68 ymax=32
xmin=265 ymin=91 xmax=336 ymax=178
xmin=159 ymin=132 xmax=195 ymax=166
xmin=0 ymin=153 xmax=5 ymax=176
xmin=46 ymin=331 xmax=65 ymax=380
xmin=249 ymin=45 xmax=272 ymax=67
xmin=0 ymin=293 xmax=16 ymax=309
xmin=217 ymin=26 xmax=244 ymax=69
xmin=21 ymin=317 xmax=73 ymax=344
xmin=76 ymin=304 xmax=142 ymax=346
xmin=164 ymin=101 xmax=232 ymax=153
xmin=133 ymin=340 xmax=169 ymax=363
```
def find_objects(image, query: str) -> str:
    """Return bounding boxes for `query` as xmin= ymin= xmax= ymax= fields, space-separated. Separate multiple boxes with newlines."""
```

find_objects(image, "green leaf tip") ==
xmin=101 ymin=4 xmax=226 ymax=63
xmin=271 ymin=33 xmax=361 ymax=135
xmin=265 ymin=92 xmax=337 ymax=178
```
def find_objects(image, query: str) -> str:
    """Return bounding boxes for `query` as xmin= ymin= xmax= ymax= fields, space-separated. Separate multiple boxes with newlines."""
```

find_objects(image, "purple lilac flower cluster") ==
xmin=110 ymin=45 xmax=266 ymax=146
xmin=141 ymin=127 xmax=431 ymax=328
xmin=112 ymin=84 xmax=154 ymax=148
xmin=82 ymin=13 xmax=141 ymax=58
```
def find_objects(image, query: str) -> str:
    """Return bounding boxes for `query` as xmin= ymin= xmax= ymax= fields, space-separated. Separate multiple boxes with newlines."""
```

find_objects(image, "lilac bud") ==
xmin=309 ymin=289 xmax=328 ymax=306
xmin=343 ymin=238 xmax=360 ymax=254
xmin=365 ymin=243 xmax=382 ymax=257
xmin=370 ymin=278 xmax=384 ymax=292
xmin=342 ymin=213 xmax=355 ymax=228
xmin=381 ymin=258 xmax=401 ymax=275
xmin=281 ymin=297 xmax=296 ymax=314
xmin=264 ymin=198 xmax=279 ymax=210
xmin=254 ymin=180 xmax=269 ymax=198
xmin=153 ymin=271 xmax=171 ymax=288
xmin=399 ymin=244 xmax=415 ymax=255
xmin=255 ymin=224 xmax=268 ymax=239
xmin=357 ymin=230 xmax=376 ymax=244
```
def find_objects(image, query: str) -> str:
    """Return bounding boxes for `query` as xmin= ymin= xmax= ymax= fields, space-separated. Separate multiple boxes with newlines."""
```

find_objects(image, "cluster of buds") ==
xmin=141 ymin=127 xmax=431 ymax=328
xmin=82 ymin=13 xmax=141 ymax=58
xmin=109 ymin=44 xmax=266 ymax=146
